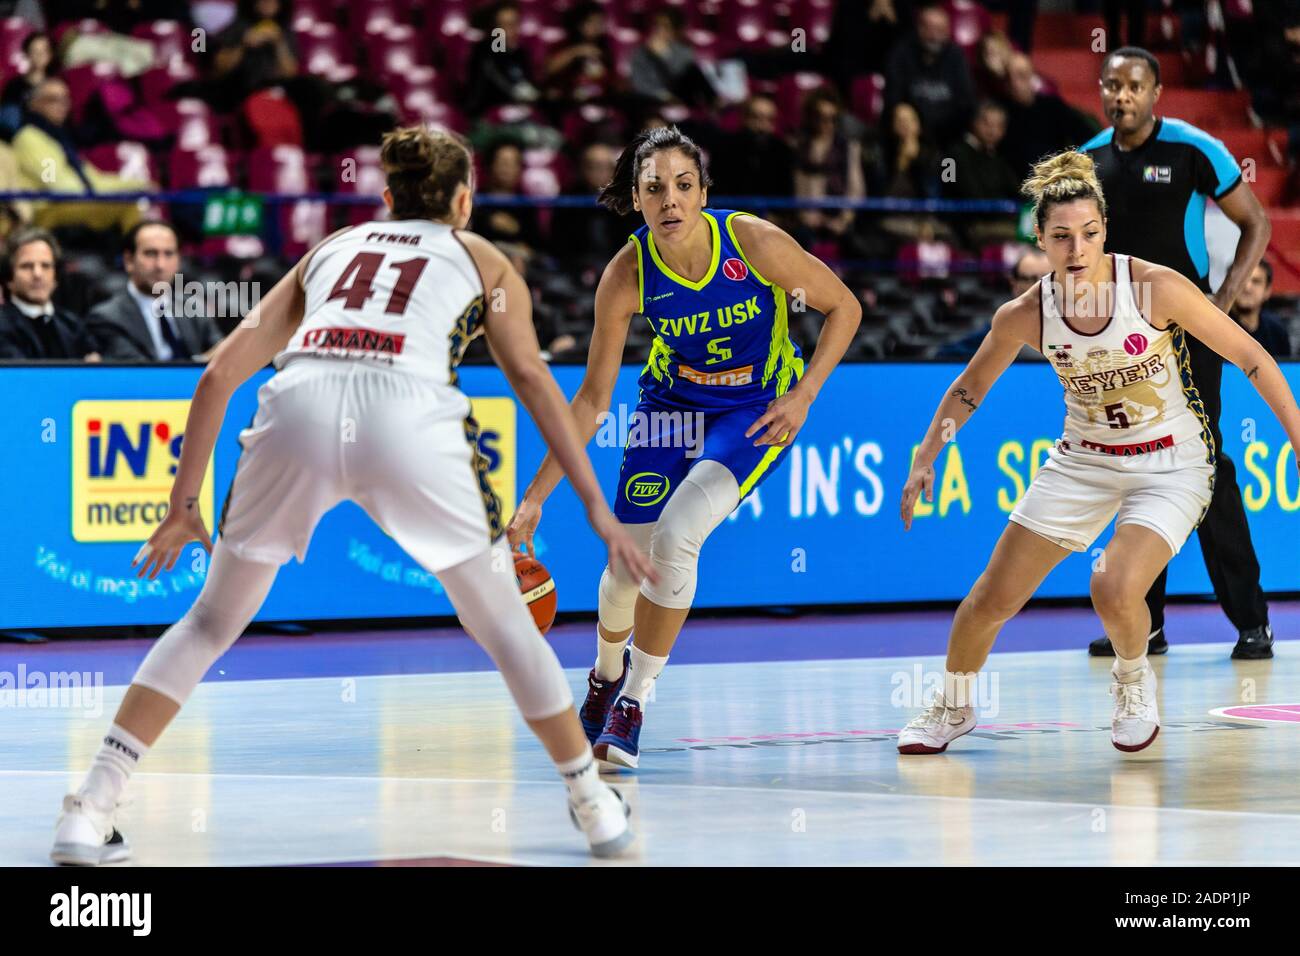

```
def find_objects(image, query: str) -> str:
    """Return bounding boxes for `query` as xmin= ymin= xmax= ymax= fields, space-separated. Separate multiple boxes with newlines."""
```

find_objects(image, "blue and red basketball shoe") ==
xmin=594 ymin=696 xmax=643 ymax=769
xmin=579 ymin=648 xmax=630 ymax=745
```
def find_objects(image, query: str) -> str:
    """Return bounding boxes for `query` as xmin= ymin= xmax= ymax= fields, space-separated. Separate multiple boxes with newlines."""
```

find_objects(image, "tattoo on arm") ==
xmin=184 ymin=496 xmax=199 ymax=512
xmin=951 ymin=387 xmax=978 ymax=413
xmin=1246 ymin=365 xmax=1259 ymax=381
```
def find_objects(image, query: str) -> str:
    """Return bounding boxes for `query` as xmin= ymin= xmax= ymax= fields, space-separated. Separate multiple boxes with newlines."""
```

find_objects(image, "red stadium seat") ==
xmin=351 ymin=2 xmax=405 ymax=36
xmin=289 ymin=0 xmax=341 ymax=29
xmin=366 ymin=23 xmax=425 ymax=76
xmin=162 ymin=98 xmax=220 ymax=152
xmin=295 ymin=22 xmax=355 ymax=78
xmin=170 ymin=144 xmax=237 ymax=189
xmin=84 ymin=141 xmax=157 ymax=185
xmin=130 ymin=20 xmax=191 ymax=64
xmin=335 ymin=146 xmax=388 ymax=225
xmin=248 ymin=145 xmax=327 ymax=259
xmin=60 ymin=62 xmax=120 ymax=125
xmin=945 ymin=0 xmax=993 ymax=60
xmin=0 ymin=16 xmax=33 ymax=72
xmin=139 ymin=58 xmax=198 ymax=105
xmin=898 ymin=240 xmax=955 ymax=280
xmin=241 ymin=87 xmax=304 ymax=149
xmin=850 ymin=74 xmax=886 ymax=124
xmin=776 ymin=72 xmax=830 ymax=121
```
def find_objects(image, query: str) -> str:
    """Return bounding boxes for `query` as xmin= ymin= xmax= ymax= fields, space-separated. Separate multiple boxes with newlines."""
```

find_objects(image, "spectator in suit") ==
xmin=1231 ymin=260 xmax=1291 ymax=358
xmin=0 ymin=227 xmax=100 ymax=360
xmin=87 ymin=219 xmax=223 ymax=362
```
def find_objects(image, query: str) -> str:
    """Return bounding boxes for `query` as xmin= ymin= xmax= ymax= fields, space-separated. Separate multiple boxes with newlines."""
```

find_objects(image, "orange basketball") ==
xmin=515 ymin=553 xmax=557 ymax=634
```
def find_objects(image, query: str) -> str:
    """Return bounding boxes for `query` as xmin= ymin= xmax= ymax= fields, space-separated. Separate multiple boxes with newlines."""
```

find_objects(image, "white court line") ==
xmin=6 ymin=769 xmax=1300 ymax=821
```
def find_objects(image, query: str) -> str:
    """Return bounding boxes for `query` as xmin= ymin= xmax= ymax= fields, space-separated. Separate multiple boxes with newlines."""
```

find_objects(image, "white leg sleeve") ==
xmin=639 ymin=460 xmax=739 ymax=610
xmin=133 ymin=540 xmax=279 ymax=705
xmin=597 ymin=521 xmax=656 ymax=632
xmin=438 ymin=543 xmax=575 ymax=721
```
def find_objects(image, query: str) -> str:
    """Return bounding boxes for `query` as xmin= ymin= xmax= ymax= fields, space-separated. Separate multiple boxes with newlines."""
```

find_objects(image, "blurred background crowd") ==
xmin=0 ymin=0 xmax=1296 ymax=365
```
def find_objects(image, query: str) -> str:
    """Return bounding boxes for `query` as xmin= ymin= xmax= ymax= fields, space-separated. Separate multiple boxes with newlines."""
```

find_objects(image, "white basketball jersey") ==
xmin=277 ymin=219 xmax=485 ymax=402
xmin=1040 ymin=254 xmax=1214 ymax=458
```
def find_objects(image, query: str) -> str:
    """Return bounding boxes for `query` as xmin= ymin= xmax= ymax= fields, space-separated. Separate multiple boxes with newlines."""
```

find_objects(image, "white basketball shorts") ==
xmin=218 ymin=358 xmax=503 ymax=570
xmin=1008 ymin=437 xmax=1215 ymax=556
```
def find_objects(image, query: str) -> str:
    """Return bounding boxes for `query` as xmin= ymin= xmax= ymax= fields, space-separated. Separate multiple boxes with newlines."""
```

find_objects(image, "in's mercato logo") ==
xmin=71 ymin=401 xmax=215 ymax=543
xmin=469 ymin=397 xmax=516 ymax=524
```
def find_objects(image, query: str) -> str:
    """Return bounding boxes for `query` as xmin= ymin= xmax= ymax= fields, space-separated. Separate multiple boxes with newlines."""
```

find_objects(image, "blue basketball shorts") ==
xmin=611 ymin=397 xmax=792 ymax=523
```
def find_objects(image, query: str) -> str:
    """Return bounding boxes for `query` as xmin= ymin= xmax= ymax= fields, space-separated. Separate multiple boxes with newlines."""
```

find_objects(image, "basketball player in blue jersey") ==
xmin=508 ymin=126 xmax=862 ymax=768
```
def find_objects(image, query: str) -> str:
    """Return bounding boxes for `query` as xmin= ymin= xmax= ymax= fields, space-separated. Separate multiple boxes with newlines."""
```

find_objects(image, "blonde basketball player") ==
xmin=898 ymin=150 xmax=1300 ymax=754
xmin=51 ymin=126 xmax=655 ymax=864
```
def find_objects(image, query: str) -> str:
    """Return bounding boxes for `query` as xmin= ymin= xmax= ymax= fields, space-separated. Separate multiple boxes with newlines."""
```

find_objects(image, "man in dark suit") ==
xmin=0 ymin=228 xmax=101 ymax=361
xmin=87 ymin=220 xmax=224 ymax=362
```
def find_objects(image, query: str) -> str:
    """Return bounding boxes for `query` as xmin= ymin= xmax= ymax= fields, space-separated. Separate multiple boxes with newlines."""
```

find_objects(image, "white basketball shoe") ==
xmin=51 ymin=794 xmax=131 ymax=866
xmin=569 ymin=783 xmax=634 ymax=858
xmin=897 ymin=694 xmax=977 ymax=754
xmin=1111 ymin=663 xmax=1160 ymax=752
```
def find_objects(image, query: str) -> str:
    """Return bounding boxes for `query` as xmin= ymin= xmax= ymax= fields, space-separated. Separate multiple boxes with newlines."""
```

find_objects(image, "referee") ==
xmin=1080 ymin=46 xmax=1275 ymax=660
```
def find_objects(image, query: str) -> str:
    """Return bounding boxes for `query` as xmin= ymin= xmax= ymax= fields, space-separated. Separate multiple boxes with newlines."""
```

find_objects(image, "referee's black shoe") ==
xmin=1088 ymin=627 xmax=1168 ymax=657
xmin=1231 ymin=625 xmax=1274 ymax=660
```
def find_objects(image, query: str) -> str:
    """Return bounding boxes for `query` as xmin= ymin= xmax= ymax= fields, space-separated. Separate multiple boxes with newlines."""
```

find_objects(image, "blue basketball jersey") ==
xmin=628 ymin=209 xmax=804 ymax=412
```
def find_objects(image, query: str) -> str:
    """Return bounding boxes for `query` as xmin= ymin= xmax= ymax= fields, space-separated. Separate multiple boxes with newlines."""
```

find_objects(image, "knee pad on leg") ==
xmin=640 ymin=461 xmax=739 ymax=610
xmin=132 ymin=543 xmax=277 ymax=705
xmin=597 ymin=520 xmax=655 ymax=632
xmin=133 ymin=599 xmax=249 ymax=705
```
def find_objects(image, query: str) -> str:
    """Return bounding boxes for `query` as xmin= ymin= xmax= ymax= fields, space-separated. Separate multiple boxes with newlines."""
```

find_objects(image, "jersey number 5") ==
xmin=327 ymin=252 xmax=430 ymax=315
xmin=1104 ymin=402 xmax=1131 ymax=429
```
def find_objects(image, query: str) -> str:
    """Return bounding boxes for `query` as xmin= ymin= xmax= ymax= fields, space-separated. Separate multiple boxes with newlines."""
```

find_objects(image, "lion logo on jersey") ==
xmin=1075 ymin=345 xmax=1171 ymax=428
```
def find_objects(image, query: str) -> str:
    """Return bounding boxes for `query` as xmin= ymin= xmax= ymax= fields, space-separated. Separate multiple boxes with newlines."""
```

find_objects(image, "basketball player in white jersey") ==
xmin=50 ymin=126 xmax=655 ymax=864
xmin=897 ymin=150 xmax=1300 ymax=754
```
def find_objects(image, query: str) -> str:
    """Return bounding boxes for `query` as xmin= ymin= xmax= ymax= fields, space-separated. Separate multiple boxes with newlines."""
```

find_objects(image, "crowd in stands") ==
xmin=0 ymin=0 xmax=1294 ymax=364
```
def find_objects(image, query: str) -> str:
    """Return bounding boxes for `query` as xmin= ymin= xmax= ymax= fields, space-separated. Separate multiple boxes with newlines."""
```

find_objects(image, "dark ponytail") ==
xmin=597 ymin=125 xmax=713 ymax=216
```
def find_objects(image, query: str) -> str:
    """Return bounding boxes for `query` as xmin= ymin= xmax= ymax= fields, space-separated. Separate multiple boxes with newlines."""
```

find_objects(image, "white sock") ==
xmin=595 ymin=629 xmax=630 ymax=681
xmin=623 ymin=645 xmax=667 ymax=705
xmin=944 ymin=671 xmax=978 ymax=709
xmin=556 ymin=749 xmax=602 ymax=801
xmin=79 ymin=723 xmax=149 ymax=810
xmin=1114 ymin=652 xmax=1147 ymax=680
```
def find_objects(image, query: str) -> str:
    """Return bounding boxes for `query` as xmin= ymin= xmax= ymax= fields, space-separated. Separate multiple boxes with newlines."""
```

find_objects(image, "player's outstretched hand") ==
xmin=588 ymin=509 xmax=658 ymax=585
xmin=507 ymin=497 xmax=543 ymax=558
xmin=900 ymin=462 xmax=935 ymax=531
xmin=132 ymin=501 xmax=213 ymax=580
xmin=745 ymin=390 xmax=811 ymax=448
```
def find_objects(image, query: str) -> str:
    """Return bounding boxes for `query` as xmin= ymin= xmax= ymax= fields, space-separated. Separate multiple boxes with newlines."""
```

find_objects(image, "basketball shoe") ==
xmin=1111 ymin=663 xmax=1159 ymax=752
xmin=569 ymin=783 xmax=634 ymax=858
xmin=594 ymin=696 xmax=643 ymax=768
xmin=897 ymin=694 xmax=977 ymax=754
xmin=580 ymin=648 xmax=630 ymax=745
xmin=51 ymin=794 xmax=131 ymax=866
